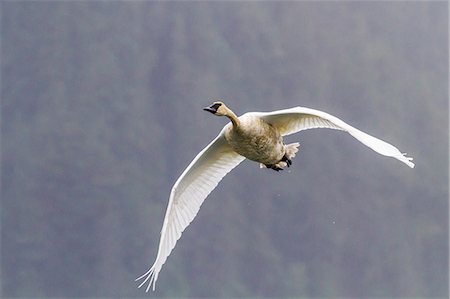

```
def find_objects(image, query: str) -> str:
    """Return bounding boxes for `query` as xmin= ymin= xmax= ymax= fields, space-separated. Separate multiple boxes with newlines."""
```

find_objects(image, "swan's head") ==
xmin=203 ymin=101 xmax=228 ymax=116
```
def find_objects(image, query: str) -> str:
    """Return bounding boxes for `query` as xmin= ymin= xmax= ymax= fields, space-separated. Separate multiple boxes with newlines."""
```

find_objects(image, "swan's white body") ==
xmin=136 ymin=104 xmax=414 ymax=292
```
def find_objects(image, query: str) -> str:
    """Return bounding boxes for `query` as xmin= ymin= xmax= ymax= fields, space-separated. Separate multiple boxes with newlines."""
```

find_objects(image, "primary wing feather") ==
xmin=136 ymin=128 xmax=245 ymax=292
xmin=249 ymin=106 xmax=414 ymax=168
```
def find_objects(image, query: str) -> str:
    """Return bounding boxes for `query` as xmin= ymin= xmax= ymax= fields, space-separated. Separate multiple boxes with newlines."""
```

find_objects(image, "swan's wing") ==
xmin=136 ymin=127 xmax=245 ymax=292
xmin=248 ymin=107 xmax=414 ymax=168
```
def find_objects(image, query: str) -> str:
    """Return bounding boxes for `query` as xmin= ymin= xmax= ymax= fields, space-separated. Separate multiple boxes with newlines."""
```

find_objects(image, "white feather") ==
xmin=136 ymin=127 xmax=245 ymax=291
xmin=248 ymin=107 xmax=414 ymax=168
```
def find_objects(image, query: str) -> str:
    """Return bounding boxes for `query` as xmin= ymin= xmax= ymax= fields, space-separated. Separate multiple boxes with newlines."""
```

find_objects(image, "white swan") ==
xmin=136 ymin=101 xmax=414 ymax=292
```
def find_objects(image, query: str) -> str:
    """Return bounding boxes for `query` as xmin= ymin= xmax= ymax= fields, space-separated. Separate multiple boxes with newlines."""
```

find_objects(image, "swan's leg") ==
xmin=281 ymin=155 xmax=292 ymax=166
xmin=261 ymin=142 xmax=300 ymax=171
xmin=267 ymin=142 xmax=300 ymax=171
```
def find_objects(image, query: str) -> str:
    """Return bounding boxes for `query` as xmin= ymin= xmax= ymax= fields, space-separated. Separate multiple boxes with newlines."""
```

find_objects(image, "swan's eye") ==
xmin=211 ymin=103 xmax=222 ymax=110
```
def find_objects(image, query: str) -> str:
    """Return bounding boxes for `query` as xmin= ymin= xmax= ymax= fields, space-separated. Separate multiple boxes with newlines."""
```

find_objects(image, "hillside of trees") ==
xmin=2 ymin=1 xmax=448 ymax=297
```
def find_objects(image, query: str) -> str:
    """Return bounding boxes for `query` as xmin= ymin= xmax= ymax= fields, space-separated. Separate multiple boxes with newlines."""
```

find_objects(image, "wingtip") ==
xmin=400 ymin=153 xmax=415 ymax=168
xmin=136 ymin=266 xmax=158 ymax=292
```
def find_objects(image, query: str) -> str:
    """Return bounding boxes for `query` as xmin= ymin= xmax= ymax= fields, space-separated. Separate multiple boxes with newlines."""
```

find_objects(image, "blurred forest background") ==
xmin=2 ymin=1 xmax=448 ymax=298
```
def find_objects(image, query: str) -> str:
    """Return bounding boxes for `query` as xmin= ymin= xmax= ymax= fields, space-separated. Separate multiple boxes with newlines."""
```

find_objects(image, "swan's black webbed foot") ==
xmin=271 ymin=165 xmax=283 ymax=171
xmin=281 ymin=154 xmax=292 ymax=167
xmin=264 ymin=164 xmax=284 ymax=171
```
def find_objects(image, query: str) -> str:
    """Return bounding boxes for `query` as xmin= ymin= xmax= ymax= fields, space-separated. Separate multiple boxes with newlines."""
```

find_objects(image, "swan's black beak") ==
xmin=203 ymin=106 xmax=216 ymax=114
xmin=203 ymin=103 xmax=220 ymax=114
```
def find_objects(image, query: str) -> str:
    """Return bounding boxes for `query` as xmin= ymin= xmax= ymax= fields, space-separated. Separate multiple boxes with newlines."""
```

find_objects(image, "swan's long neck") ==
xmin=224 ymin=108 xmax=240 ymax=128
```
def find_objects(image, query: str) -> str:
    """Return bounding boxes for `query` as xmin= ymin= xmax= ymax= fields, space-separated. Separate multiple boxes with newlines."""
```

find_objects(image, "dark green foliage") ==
xmin=2 ymin=1 xmax=448 ymax=297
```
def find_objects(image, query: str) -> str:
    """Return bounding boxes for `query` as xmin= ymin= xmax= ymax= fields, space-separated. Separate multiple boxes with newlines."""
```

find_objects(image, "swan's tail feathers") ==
xmin=285 ymin=142 xmax=300 ymax=160
xmin=136 ymin=265 xmax=158 ymax=292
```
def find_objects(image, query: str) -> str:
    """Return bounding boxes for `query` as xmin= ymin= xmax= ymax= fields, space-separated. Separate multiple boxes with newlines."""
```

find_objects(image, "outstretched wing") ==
xmin=247 ymin=107 xmax=414 ymax=168
xmin=136 ymin=127 xmax=245 ymax=292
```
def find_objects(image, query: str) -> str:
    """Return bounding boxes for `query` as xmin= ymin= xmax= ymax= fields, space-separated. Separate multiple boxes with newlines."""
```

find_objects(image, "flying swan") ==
xmin=136 ymin=101 xmax=414 ymax=291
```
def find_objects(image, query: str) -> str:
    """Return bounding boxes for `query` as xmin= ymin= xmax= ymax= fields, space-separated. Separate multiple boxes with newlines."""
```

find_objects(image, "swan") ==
xmin=136 ymin=101 xmax=414 ymax=292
